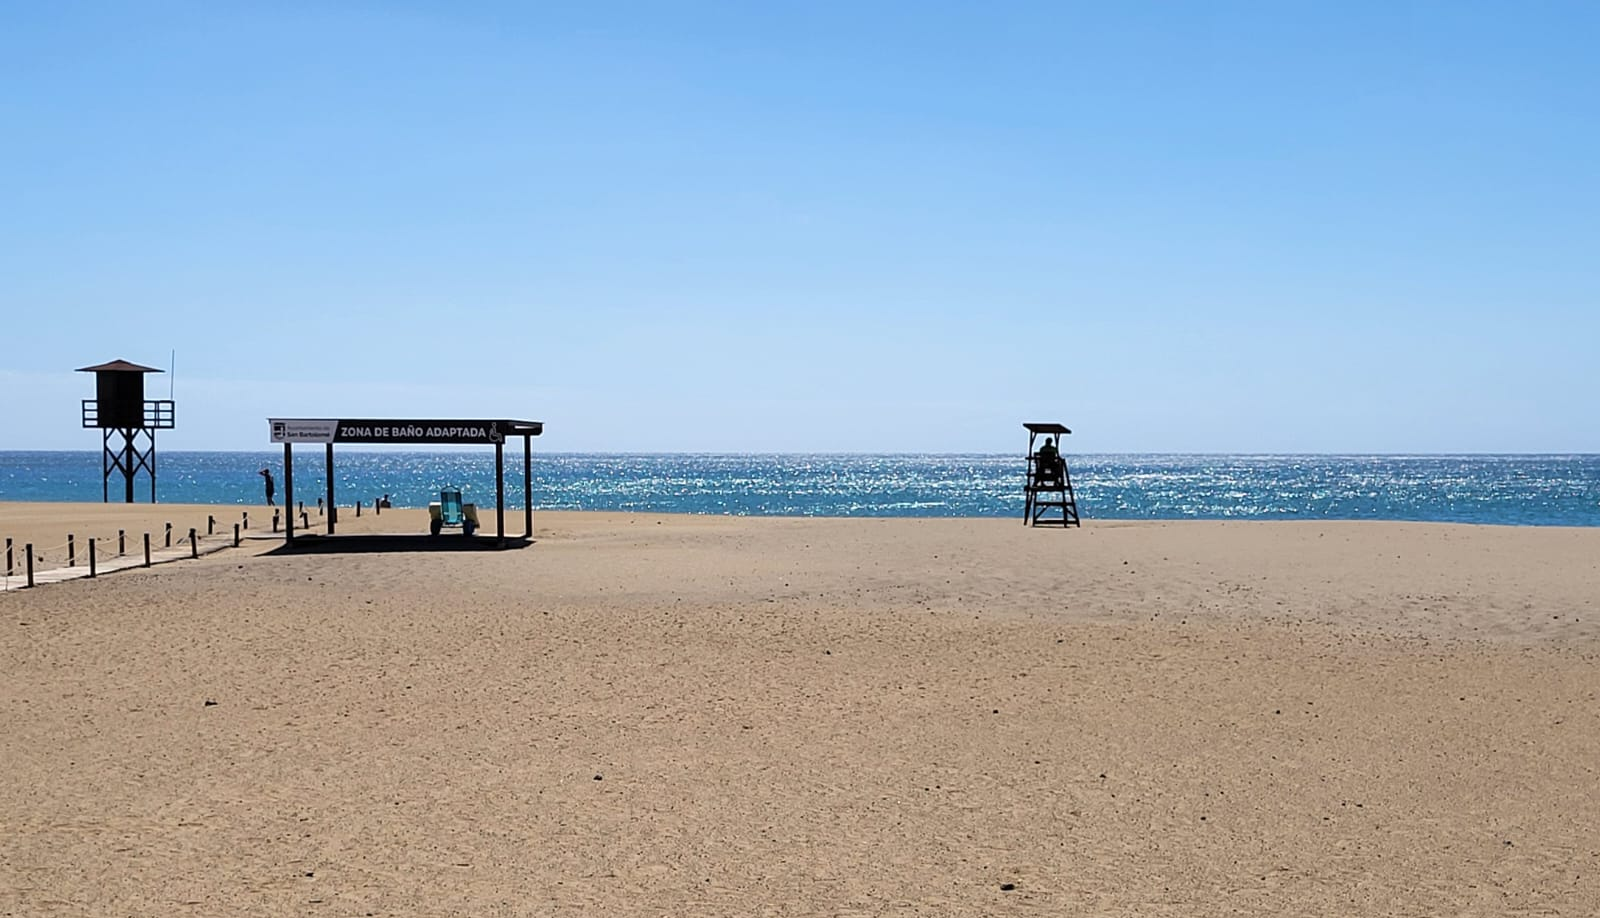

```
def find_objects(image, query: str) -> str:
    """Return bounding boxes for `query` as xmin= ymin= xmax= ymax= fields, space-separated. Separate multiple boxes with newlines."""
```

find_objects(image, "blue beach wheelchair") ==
xmin=428 ymin=488 xmax=479 ymax=536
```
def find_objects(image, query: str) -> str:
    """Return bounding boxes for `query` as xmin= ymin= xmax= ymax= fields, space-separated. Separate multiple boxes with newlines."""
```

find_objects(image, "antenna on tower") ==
xmin=170 ymin=349 xmax=176 ymax=399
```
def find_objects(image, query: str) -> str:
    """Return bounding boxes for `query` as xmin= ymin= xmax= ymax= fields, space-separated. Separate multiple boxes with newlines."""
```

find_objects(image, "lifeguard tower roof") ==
xmin=76 ymin=359 xmax=164 ymax=374
xmin=1024 ymin=422 xmax=1071 ymax=436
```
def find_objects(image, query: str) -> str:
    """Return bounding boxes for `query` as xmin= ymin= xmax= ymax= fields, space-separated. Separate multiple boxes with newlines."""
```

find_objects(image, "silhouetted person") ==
xmin=259 ymin=468 xmax=276 ymax=506
xmin=1035 ymin=437 xmax=1064 ymax=484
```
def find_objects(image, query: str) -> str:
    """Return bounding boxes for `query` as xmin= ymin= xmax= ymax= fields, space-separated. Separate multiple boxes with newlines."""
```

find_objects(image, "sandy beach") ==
xmin=2 ymin=505 xmax=1597 ymax=915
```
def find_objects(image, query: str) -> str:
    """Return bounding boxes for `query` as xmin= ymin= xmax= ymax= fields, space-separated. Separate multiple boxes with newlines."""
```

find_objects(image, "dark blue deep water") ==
xmin=2 ymin=452 xmax=1598 ymax=526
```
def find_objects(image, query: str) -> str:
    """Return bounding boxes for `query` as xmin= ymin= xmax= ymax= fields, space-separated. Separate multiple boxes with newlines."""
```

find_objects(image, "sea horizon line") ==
xmin=5 ymin=449 xmax=1599 ymax=459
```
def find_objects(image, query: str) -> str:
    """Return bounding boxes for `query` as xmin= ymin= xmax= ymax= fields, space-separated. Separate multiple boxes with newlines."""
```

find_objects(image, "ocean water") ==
xmin=2 ymin=452 xmax=1598 ymax=526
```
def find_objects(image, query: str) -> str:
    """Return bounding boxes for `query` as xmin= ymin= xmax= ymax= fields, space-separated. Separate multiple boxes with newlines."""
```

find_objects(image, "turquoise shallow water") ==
xmin=2 ymin=452 xmax=1598 ymax=526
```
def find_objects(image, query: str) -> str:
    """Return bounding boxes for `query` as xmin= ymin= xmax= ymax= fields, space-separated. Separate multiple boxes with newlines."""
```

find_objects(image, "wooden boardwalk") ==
xmin=0 ymin=531 xmax=271 ymax=592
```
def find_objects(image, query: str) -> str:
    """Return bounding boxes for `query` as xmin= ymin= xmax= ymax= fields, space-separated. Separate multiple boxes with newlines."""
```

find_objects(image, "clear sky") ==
xmin=3 ymin=1 xmax=1596 ymax=453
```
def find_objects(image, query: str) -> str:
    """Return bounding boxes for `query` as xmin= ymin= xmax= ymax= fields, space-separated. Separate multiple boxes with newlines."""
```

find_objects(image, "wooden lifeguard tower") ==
xmin=78 ymin=359 xmax=175 ymax=503
xmin=1023 ymin=422 xmax=1080 ymax=527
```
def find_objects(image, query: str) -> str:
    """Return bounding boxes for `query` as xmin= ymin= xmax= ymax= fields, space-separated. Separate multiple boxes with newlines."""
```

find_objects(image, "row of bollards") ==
xmin=5 ymin=510 xmax=255 ymax=590
xmin=4 ymin=533 xmax=166 ymax=589
xmin=204 ymin=513 xmax=250 ymax=535
xmin=260 ymin=502 xmax=381 ymax=532
xmin=294 ymin=497 xmax=386 ymax=517
xmin=354 ymin=497 xmax=389 ymax=516
xmin=6 ymin=499 xmax=389 ymax=589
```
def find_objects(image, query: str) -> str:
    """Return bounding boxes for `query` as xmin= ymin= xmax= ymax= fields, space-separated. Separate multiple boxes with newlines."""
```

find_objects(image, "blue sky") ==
xmin=2 ymin=1 xmax=1596 ymax=452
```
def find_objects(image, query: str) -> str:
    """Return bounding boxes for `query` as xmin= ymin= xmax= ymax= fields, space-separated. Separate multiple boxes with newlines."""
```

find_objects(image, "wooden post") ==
xmin=355 ymin=501 xmax=361 ymax=517
xmin=4 ymin=538 xmax=10 ymax=576
xmin=242 ymin=511 xmax=249 ymax=530
xmin=234 ymin=523 xmax=240 ymax=547
xmin=118 ymin=529 xmax=125 ymax=556
xmin=88 ymin=539 xmax=97 ymax=578
xmin=68 ymin=534 xmax=76 ymax=568
xmin=324 ymin=441 xmax=335 ymax=534
xmin=523 ymin=433 xmax=533 ymax=539
xmin=495 ymin=439 xmax=505 ymax=544
xmin=144 ymin=532 xmax=151 ymax=567
xmin=300 ymin=511 xmax=308 ymax=530
xmin=208 ymin=515 xmax=215 ymax=535
xmin=189 ymin=528 xmax=198 ymax=558
xmin=165 ymin=522 xmax=172 ymax=547
xmin=375 ymin=497 xmax=381 ymax=516
xmin=273 ymin=510 xmax=280 ymax=533
xmin=284 ymin=443 xmax=295 ymax=543
xmin=25 ymin=544 xmax=34 ymax=588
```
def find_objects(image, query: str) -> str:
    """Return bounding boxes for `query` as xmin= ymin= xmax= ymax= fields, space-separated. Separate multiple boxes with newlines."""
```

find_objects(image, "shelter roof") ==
xmin=1024 ymin=422 xmax=1072 ymax=435
xmin=76 ymin=359 xmax=164 ymax=373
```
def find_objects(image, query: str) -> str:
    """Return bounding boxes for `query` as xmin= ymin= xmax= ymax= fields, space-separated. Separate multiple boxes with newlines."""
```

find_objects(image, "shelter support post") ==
xmin=325 ymin=443 xmax=336 ymax=535
xmin=495 ymin=440 xmax=505 ymax=544
xmin=284 ymin=443 xmax=295 ymax=543
xmin=523 ymin=434 xmax=532 ymax=539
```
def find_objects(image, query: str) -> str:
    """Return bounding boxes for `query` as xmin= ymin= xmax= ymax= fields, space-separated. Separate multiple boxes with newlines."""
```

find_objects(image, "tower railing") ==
xmin=82 ymin=400 xmax=176 ymax=429
xmin=145 ymin=399 xmax=175 ymax=428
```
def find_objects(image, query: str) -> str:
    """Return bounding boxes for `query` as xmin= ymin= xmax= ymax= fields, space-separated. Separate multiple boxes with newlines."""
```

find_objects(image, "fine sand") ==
xmin=1 ymin=504 xmax=1597 ymax=916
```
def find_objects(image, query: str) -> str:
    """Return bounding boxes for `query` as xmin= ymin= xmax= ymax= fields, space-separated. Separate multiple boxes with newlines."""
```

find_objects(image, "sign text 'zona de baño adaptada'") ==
xmin=269 ymin=419 xmax=514 ymax=445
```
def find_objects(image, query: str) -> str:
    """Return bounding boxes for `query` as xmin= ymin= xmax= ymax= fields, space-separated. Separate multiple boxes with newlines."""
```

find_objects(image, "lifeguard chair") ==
xmin=1023 ymin=422 xmax=1080 ymax=527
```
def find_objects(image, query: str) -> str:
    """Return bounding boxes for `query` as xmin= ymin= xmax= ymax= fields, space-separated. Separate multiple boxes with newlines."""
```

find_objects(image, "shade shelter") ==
xmin=268 ymin=418 xmax=544 ymax=545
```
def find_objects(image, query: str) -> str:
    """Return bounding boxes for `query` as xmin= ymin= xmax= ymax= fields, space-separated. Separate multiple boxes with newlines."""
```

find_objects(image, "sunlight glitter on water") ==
xmin=3 ymin=452 xmax=1597 ymax=525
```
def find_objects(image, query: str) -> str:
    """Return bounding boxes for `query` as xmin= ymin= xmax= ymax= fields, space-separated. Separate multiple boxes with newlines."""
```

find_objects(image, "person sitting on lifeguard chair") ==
xmin=1034 ymin=436 xmax=1065 ymax=485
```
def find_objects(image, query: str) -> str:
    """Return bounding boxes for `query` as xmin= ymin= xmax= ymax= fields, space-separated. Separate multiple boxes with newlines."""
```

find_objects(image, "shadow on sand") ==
xmin=263 ymin=534 xmax=534 ymax=555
